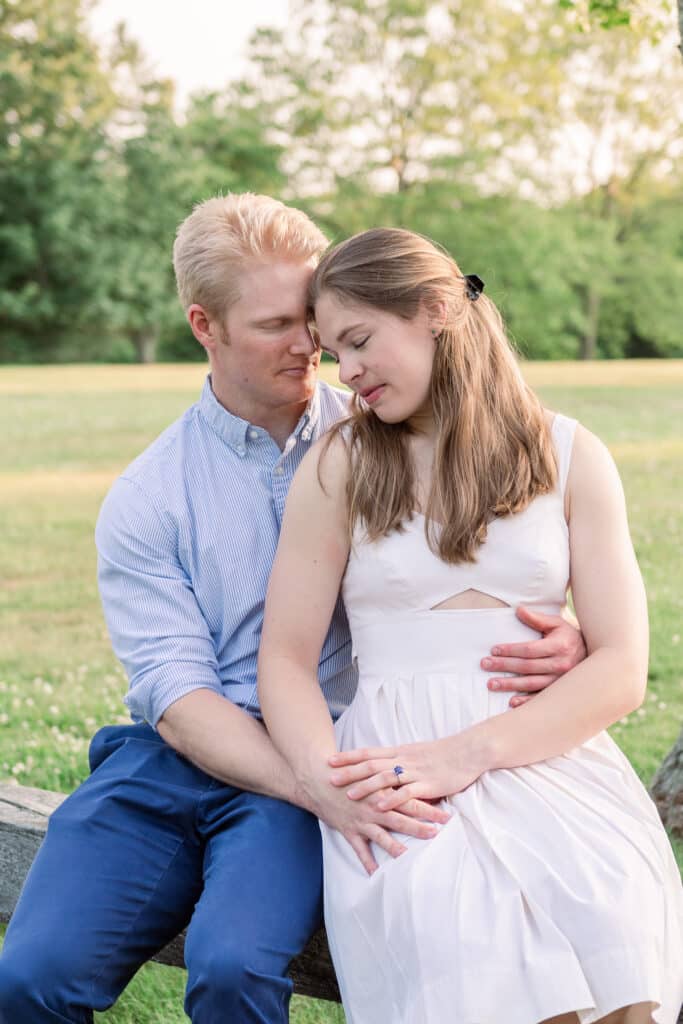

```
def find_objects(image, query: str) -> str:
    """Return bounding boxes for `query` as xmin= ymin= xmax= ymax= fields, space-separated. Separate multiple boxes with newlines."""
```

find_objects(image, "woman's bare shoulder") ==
xmin=292 ymin=428 xmax=351 ymax=505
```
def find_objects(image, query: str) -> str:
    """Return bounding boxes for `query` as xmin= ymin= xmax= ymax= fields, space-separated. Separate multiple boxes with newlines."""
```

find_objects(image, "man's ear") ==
xmin=187 ymin=304 xmax=222 ymax=354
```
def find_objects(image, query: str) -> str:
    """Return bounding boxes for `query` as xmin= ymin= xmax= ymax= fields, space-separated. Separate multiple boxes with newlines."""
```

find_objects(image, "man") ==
xmin=0 ymin=193 xmax=585 ymax=1023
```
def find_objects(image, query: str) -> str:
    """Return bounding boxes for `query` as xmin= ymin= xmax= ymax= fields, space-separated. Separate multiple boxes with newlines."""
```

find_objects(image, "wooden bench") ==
xmin=3 ymin=781 xmax=681 ymax=1022
xmin=0 ymin=781 xmax=341 ymax=1003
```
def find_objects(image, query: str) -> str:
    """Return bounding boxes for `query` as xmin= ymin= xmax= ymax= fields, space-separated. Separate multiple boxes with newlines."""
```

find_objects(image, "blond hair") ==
xmin=309 ymin=228 xmax=557 ymax=564
xmin=173 ymin=193 xmax=329 ymax=319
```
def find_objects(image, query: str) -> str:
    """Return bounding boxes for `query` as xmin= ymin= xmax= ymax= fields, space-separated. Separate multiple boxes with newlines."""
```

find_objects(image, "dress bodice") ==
xmin=342 ymin=414 xmax=577 ymax=635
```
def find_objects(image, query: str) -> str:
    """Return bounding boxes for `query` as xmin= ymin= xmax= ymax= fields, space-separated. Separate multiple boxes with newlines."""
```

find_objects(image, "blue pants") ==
xmin=0 ymin=724 xmax=323 ymax=1023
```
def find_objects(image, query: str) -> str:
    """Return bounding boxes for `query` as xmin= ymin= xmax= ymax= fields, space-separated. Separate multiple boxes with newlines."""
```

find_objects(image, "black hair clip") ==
xmin=464 ymin=274 xmax=485 ymax=301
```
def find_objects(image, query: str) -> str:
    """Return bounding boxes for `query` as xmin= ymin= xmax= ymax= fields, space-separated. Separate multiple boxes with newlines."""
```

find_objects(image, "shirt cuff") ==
xmin=124 ymin=664 xmax=224 ymax=728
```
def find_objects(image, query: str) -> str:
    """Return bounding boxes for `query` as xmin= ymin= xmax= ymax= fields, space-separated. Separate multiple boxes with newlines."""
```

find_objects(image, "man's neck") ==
xmin=210 ymin=378 xmax=311 ymax=450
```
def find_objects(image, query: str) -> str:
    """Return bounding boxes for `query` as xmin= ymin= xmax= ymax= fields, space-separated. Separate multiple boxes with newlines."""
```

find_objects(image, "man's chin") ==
xmin=281 ymin=371 xmax=316 ymax=398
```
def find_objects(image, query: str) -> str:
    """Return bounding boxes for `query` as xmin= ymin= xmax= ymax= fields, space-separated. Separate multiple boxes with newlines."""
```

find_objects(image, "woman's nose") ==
xmin=338 ymin=353 xmax=361 ymax=387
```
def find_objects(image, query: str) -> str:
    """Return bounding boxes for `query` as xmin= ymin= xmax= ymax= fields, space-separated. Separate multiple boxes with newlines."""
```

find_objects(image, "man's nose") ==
xmin=290 ymin=325 xmax=317 ymax=354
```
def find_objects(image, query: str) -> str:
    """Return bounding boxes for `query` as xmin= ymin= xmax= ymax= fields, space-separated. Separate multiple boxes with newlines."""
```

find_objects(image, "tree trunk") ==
xmin=651 ymin=727 xmax=683 ymax=839
xmin=133 ymin=328 xmax=158 ymax=364
xmin=580 ymin=287 xmax=601 ymax=360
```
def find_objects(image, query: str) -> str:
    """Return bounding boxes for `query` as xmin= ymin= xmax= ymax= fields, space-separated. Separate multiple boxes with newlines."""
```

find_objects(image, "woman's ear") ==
xmin=426 ymin=299 xmax=448 ymax=338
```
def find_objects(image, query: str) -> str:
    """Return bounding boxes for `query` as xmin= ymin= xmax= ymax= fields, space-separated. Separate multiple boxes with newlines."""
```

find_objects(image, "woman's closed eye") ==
xmin=352 ymin=337 xmax=369 ymax=351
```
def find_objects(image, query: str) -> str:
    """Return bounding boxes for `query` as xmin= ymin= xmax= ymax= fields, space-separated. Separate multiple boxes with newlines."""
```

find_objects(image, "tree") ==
xmin=0 ymin=0 xmax=119 ymax=362
xmin=244 ymin=0 xmax=682 ymax=359
xmin=559 ymin=0 xmax=682 ymax=59
xmin=245 ymin=0 xmax=572 ymax=197
xmin=0 ymin=3 xmax=289 ymax=363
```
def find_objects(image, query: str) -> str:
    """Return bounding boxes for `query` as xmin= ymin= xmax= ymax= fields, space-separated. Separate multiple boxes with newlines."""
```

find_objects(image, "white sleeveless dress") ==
xmin=320 ymin=414 xmax=683 ymax=1024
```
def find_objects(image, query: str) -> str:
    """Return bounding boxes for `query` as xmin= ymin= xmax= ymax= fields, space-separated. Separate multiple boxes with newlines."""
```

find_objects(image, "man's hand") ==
xmin=301 ymin=773 xmax=449 ymax=876
xmin=481 ymin=605 xmax=587 ymax=707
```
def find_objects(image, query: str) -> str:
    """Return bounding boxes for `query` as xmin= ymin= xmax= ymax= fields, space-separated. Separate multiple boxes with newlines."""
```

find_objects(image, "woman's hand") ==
xmin=329 ymin=731 xmax=491 ymax=812
xmin=302 ymin=767 xmax=450 ymax=875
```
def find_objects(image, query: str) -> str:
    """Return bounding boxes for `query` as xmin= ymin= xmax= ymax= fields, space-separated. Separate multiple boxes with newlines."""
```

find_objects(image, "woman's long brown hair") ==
xmin=309 ymin=228 xmax=557 ymax=564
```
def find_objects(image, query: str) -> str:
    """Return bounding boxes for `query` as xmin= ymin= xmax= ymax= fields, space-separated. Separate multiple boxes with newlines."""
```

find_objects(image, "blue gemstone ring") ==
xmin=393 ymin=765 xmax=405 ymax=782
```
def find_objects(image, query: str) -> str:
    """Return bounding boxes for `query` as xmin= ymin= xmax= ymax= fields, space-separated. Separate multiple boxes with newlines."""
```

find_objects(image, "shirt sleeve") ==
xmin=95 ymin=475 xmax=224 ymax=727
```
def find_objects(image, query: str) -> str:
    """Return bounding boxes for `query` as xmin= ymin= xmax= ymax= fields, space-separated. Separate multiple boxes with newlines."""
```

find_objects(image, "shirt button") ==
xmin=248 ymin=429 xmax=259 ymax=440
xmin=273 ymin=466 xmax=284 ymax=476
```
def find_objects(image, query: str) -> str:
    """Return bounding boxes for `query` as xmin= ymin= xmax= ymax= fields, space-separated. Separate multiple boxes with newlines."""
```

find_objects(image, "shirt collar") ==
xmin=198 ymin=375 xmax=321 ymax=455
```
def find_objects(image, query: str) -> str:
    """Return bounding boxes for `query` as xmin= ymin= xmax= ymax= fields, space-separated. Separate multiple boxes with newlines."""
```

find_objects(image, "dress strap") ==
xmin=551 ymin=413 xmax=578 ymax=498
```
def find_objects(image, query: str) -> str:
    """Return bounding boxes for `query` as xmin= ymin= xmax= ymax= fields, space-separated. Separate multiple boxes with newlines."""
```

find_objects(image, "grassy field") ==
xmin=1 ymin=360 xmax=682 ymax=1023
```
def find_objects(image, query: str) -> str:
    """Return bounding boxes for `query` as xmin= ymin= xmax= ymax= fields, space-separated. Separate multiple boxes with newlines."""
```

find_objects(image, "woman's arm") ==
xmin=257 ymin=435 xmax=445 ymax=872
xmin=331 ymin=425 xmax=648 ymax=806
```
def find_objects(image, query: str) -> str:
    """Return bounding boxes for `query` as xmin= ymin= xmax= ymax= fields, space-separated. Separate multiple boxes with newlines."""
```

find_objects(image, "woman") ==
xmin=257 ymin=228 xmax=683 ymax=1023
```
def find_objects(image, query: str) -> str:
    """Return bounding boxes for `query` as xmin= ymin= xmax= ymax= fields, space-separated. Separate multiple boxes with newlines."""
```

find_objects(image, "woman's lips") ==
xmin=360 ymin=384 xmax=385 ymax=405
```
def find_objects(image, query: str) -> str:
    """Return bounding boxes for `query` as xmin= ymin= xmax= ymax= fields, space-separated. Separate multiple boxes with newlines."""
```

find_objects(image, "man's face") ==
xmin=211 ymin=260 xmax=321 ymax=425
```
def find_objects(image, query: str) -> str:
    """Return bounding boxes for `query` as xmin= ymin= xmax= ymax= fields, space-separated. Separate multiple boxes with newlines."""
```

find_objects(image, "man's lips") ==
xmin=281 ymin=365 xmax=315 ymax=377
xmin=358 ymin=384 xmax=385 ymax=404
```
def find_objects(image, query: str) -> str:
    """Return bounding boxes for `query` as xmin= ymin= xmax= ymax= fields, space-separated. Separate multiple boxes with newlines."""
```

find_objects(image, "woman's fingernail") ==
xmin=481 ymin=657 xmax=492 ymax=669
xmin=492 ymin=647 xmax=502 ymax=656
xmin=489 ymin=680 xmax=500 ymax=691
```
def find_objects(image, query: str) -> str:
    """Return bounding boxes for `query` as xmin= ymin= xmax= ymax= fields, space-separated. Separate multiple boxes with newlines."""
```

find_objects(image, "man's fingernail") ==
xmin=481 ymin=657 xmax=492 ymax=669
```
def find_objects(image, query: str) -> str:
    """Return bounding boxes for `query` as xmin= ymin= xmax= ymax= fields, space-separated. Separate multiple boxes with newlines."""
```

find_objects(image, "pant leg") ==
xmin=184 ymin=786 xmax=323 ymax=1024
xmin=0 ymin=724 xmax=208 ymax=1024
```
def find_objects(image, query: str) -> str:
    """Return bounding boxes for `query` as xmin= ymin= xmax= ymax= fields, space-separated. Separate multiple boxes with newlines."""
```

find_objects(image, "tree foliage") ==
xmin=0 ymin=0 xmax=681 ymax=362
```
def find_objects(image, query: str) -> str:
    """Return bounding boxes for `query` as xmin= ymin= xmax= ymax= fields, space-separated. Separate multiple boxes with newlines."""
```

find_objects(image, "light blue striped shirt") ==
xmin=96 ymin=376 xmax=356 ymax=727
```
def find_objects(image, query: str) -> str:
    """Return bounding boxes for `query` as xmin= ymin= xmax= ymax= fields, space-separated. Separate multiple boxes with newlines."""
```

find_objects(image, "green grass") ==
xmin=1 ymin=360 xmax=682 ymax=1020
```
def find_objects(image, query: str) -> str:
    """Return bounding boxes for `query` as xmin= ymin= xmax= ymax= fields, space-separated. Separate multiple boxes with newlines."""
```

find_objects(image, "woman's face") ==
xmin=314 ymin=290 xmax=437 ymax=427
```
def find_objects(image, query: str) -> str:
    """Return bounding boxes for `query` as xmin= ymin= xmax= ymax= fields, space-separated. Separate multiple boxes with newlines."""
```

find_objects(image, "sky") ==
xmin=87 ymin=0 xmax=290 ymax=108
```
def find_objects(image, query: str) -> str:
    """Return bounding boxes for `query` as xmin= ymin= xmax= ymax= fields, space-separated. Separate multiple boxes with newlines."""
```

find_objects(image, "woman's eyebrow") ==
xmin=336 ymin=323 xmax=366 ymax=343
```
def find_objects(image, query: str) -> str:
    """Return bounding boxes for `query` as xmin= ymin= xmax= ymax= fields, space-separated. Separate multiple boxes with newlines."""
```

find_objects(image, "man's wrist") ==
xmin=292 ymin=757 xmax=335 ymax=816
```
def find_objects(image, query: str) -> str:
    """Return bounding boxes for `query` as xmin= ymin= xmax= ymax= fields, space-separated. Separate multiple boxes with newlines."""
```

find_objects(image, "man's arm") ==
xmin=157 ymin=690 xmax=299 ymax=801
xmin=96 ymin=475 xmax=297 ymax=802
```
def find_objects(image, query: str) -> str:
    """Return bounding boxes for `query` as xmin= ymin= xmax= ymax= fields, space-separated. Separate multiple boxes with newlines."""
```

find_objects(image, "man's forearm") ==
xmin=157 ymin=688 xmax=300 ymax=803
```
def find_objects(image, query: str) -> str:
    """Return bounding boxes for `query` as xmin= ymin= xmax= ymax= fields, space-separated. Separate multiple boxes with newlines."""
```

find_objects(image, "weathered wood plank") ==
xmin=0 ymin=781 xmax=340 ymax=1003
